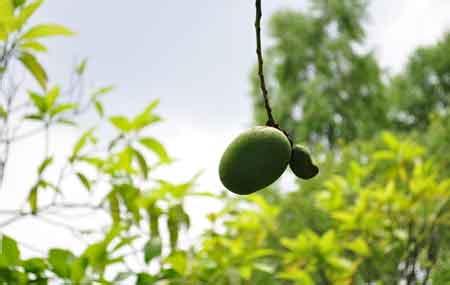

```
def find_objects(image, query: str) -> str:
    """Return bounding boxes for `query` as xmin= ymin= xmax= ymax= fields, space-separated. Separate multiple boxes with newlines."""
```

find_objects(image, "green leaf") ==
xmin=132 ymin=148 xmax=149 ymax=179
xmin=76 ymin=58 xmax=88 ymax=75
xmin=165 ymin=251 xmax=187 ymax=275
xmin=37 ymin=156 xmax=52 ymax=175
xmin=45 ymin=86 xmax=60 ymax=109
xmin=0 ymin=23 xmax=8 ymax=41
xmin=13 ymin=0 xmax=27 ymax=8
xmin=0 ymin=105 xmax=7 ymax=119
xmin=82 ymin=242 xmax=107 ymax=273
xmin=107 ymin=191 xmax=120 ymax=225
xmin=167 ymin=213 xmax=179 ymax=250
xmin=28 ymin=91 xmax=46 ymax=112
xmin=278 ymin=269 xmax=314 ymax=284
xmin=136 ymin=273 xmax=157 ymax=285
xmin=19 ymin=52 xmax=48 ymax=90
xmin=70 ymin=257 xmax=87 ymax=283
xmin=71 ymin=129 xmax=95 ymax=159
xmin=21 ymin=23 xmax=75 ymax=40
xmin=14 ymin=0 xmax=43 ymax=28
xmin=48 ymin=248 xmax=75 ymax=278
xmin=143 ymin=238 xmax=162 ymax=264
xmin=109 ymin=116 xmax=132 ymax=133
xmin=20 ymin=41 xmax=48 ymax=53
xmin=142 ymin=99 xmax=159 ymax=114
xmin=132 ymin=100 xmax=161 ymax=130
xmin=23 ymin=258 xmax=47 ymax=273
xmin=94 ymin=100 xmax=104 ymax=117
xmin=56 ymin=118 xmax=77 ymax=126
xmin=24 ymin=113 xmax=44 ymax=121
xmin=139 ymin=137 xmax=170 ymax=163
xmin=76 ymin=172 xmax=91 ymax=191
xmin=345 ymin=238 xmax=370 ymax=256
xmin=116 ymin=184 xmax=140 ymax=223
xmin=117 ymin=146 xmax=134 ymax=173
xmin=91 ymin=85 xmax=114 ymax=98
xmin=112 ymin=235 xmax=139 ymax=251
xmin=28 ymin=185 xmax=38 ymax=214
xmin=49 ymin=103 xmax=77 ymax=117
xmin=0 ymin=0 xmax=13 ymax=20
xmin=0 ymin=235 xmax=20 ymax=267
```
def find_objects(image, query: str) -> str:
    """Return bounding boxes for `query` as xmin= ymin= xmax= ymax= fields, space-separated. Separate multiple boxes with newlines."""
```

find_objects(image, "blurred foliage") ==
xmin=0 ymin=0 xmax=449 ymax=284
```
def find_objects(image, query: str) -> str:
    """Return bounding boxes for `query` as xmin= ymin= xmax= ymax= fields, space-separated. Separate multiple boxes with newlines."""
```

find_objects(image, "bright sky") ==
xmin=1 ymin=0 xmax=449 ymax=258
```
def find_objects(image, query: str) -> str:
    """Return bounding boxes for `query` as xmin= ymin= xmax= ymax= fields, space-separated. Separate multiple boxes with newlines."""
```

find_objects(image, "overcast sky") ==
xmin=2 ymin=0 xmax=450 ymax=257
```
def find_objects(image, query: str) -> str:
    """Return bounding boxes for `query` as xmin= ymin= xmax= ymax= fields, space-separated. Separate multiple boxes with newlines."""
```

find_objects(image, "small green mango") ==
xmin=289 ymin=145 xmax=319 ymax=179
xmin=219 ymin=126 xmax=291 ymax=195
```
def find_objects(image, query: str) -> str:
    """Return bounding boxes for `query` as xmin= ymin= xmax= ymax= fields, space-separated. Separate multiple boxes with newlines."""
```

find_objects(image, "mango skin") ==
xmin=289 ymin=145 xmax=319 ymax=180
xmin=219 ymin=126 xmax=291 ymax=195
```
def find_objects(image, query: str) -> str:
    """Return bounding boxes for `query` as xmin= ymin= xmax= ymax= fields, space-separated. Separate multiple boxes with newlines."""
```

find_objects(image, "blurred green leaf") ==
xmin=94 ymin=100 xmax=104 ymax=117
xmin=70 ymin=257 xmax=87 ymax=283
xmin=132 ymin=100 xmax=161 ymax=130
xmin=345 ymin=238 xmax=370 ymax=256
xmin=20 ymin=41 xmax=47 ymax=53
xmin=15 ymin=0 xmax=43 ymax=28
xmin=19 ymin=52 xmax=48 ymax=90
xmin=28 ymin=185 xmax=38 ymax=214
xmin=165 ymin=251 xmax=187 ymax=275
xmin=21 ymin=23 xmax=74 ymax=40
xmin=139 ymin=137 xmax=170 ymax=163
xmin=91 ymin=85 xmax=114 ymax=98
xmin=143 ymin=237 xmax=162 ymax=264
xmin=13 ymin=0 xmax=26 ymax=8
xmin=50 ymin=103 xmax=77 ymax=117
xmin=0 ymin=105 xmax=7 ymax=119
xmin=132 ymin=148 xmax=149 ymax=179
xmin=23 ymin=258 xmax=47 ymax=274
xmin=76 ymin=58 xmax=88 ymax=75
xmin=0 ymin=235 xmax=20 ymax=267
xmin=48 ymin=248 xmax=75 ymax=278
xmin=107 ymin=190 xmax=120 ymax=225
xmin=45 ymin=86 xmax=60 ymax=108
xmin=28 ymin=91 xmax=46 ymax=112
xmin=76 ymin=172 xmax=91 ymax=191
xmin=0 ymin=0 xmax=13 ymax=20
xmin=37 ymin=156 xmax=52 ymax=175
xmin=136 ymin=273 xmax=157 ymax=285
xmin=71 ymin=128 xmax=95 ymax=160
xmin=109 ymin=116 xmax=132 ymax=133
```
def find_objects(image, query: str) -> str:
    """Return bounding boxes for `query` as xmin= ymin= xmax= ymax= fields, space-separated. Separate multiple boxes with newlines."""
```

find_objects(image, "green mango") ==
xmin=219 ymin=126 xmax=291 ymax=195
xmin=289 ymin=145 xmax=319 ymax=179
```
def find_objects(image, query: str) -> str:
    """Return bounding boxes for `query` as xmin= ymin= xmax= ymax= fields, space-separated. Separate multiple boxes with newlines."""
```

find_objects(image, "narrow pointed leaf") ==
xmin=19 ymin=52 xmax=48 ymax=90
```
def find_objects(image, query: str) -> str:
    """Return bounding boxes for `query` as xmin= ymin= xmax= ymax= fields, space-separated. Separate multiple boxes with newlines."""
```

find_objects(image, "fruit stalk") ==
xmin=255 ymin=0 xmax=276 ymax=127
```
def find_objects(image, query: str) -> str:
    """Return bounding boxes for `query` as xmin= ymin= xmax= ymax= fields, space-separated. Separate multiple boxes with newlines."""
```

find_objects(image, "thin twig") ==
xmin=255 ymin=0 xmax=276 ymax=127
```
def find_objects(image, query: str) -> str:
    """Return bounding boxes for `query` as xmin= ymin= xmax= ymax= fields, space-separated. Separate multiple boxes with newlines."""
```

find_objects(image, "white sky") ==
xmin=1 ymin=0 xmax=449 ymax=260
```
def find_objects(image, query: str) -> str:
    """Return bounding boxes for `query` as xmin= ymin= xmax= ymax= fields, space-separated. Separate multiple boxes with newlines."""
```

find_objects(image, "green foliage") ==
xmin=188 ymin=133 xmax=450 ymax=284
xmin=388 ymin=33 xmax=450 ymax=131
